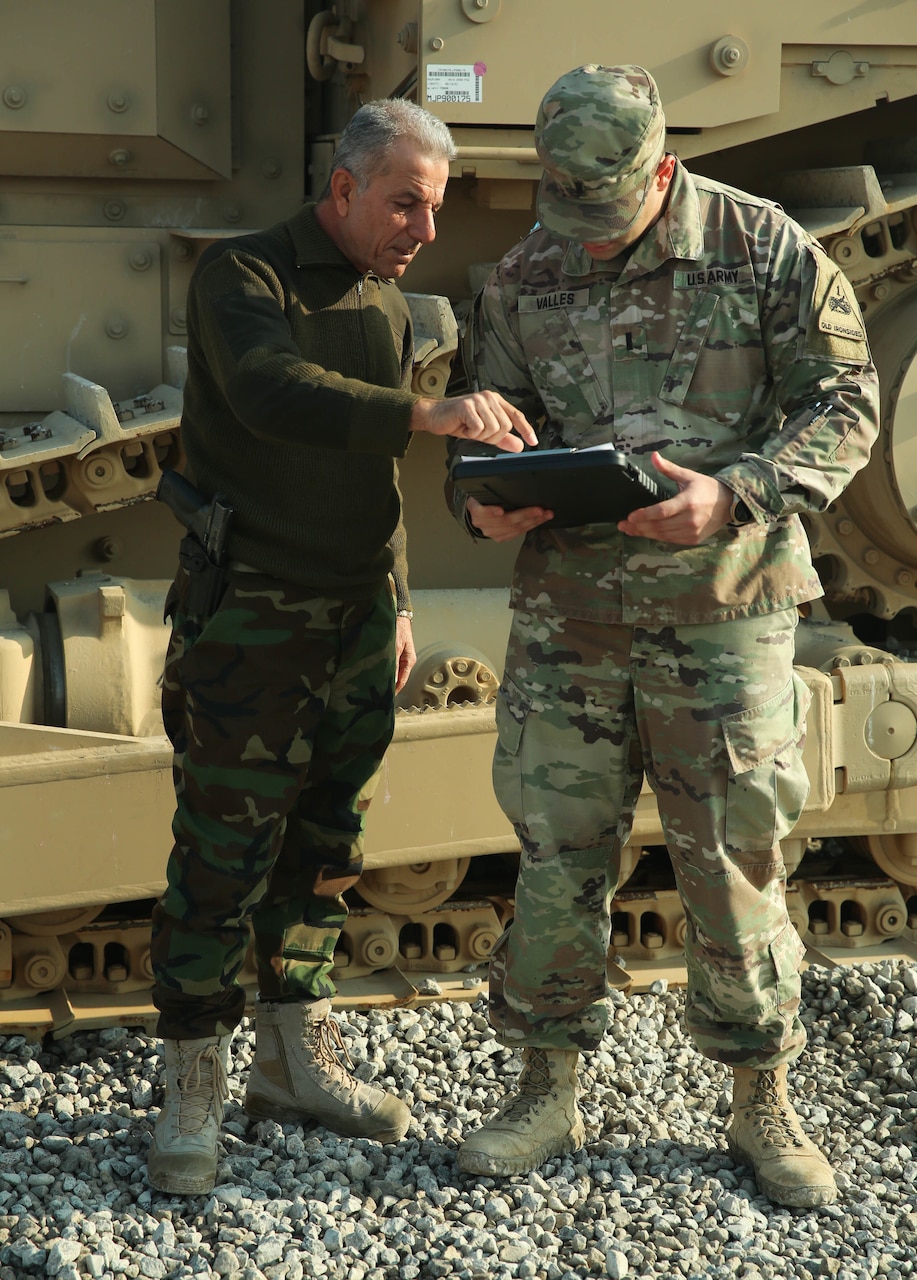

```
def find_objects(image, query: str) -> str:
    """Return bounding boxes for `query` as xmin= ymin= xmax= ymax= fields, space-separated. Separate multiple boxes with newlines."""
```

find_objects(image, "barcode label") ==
xmin=426 ymin=64 xmax=483 ymax=104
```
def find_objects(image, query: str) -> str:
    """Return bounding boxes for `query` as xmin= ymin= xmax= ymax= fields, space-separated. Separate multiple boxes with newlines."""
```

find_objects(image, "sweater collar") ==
xmin=287 ymin=202 xmax=361 ymax=272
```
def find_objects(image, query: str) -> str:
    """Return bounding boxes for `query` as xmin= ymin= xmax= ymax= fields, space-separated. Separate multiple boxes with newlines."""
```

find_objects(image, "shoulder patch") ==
xmin=803 ymin=247 xmax=870 ymax=363
xmin=812 ymin=256 xmax=865 ymax=343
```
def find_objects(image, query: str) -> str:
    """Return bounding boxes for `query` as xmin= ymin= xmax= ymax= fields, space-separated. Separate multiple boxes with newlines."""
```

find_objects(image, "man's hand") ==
xmin=394 ymin=614 xmax=416 ymax=693
xmin=616 ymin=451 xmax=734 ymax=545
xmin=411 ymin=391 xmax=537 ymax=452
xmin=466 ymin=496 xmax=553 ymax=543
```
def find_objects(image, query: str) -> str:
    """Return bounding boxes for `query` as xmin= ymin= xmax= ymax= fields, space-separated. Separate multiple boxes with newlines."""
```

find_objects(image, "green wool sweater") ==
xmin=179 ymin=203 xmax=419 ymax=607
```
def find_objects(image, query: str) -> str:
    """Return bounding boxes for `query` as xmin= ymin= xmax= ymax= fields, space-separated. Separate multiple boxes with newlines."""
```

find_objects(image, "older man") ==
xmin=148 ymin=96 xmax=535 ymax=1195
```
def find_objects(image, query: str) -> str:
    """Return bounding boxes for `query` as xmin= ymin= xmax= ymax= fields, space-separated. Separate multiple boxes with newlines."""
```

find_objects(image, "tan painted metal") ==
xmin=328 ymin=2 xmax=917 ymax=164
xmin=798 ymin=878 xmax=910 ymax=949
xmin=335 ymin=901 xmax=503 ymax=978
xmin=864 ymin=833 xmax=917 ymax=886
xmin=0 ymin=723 xmax=173 ymax=917
xmin=0 ymin=366 xmax=185 ymax=537
xmin=357 ymin=859 xmax=473 ymax=911
xmin=0 ymin=1 xmax=232 ymax=181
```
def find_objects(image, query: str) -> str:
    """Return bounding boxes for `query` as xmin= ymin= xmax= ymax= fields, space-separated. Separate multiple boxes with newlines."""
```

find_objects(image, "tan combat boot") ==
xmin=244 ymin=998 xmax=410 ymax=1142
xmin=147 ymin=1035 xmax=231 ymax=1195
xmin=726 ymin=1064 xmax=837 ymax=1208
xmin=458 ymin=1047 xmax=585 ymax=1177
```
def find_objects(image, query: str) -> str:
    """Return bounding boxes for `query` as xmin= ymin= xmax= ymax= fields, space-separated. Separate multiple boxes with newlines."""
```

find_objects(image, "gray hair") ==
xmin=319 ymin=98 xmax=456 ymax=197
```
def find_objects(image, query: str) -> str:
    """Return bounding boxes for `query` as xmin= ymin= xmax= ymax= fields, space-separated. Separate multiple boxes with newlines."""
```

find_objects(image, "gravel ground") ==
xmin=1 ymin=959 xmax=916 ymax=1280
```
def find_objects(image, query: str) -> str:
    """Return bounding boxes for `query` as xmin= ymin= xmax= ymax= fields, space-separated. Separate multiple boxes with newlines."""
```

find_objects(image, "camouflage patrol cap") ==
xmin=535 ymin=64 xmax=666 ymax=242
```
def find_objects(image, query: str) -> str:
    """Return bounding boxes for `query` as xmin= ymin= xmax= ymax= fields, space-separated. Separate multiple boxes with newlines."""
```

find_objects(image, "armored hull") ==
xmin=3 ymin=1 xmax=917 ymax=1035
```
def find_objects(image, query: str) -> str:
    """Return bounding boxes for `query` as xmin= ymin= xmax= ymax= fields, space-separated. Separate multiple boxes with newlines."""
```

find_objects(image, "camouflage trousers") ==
xmin=489 ymin=607 xmax=811 ymax=1069
xmin=150 ymin=566 xmax=396 ymax=1040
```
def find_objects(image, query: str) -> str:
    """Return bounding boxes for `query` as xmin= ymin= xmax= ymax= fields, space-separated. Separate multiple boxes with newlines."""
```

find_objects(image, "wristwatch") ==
xmin=728 ymin=493 xmax=753 ymax=527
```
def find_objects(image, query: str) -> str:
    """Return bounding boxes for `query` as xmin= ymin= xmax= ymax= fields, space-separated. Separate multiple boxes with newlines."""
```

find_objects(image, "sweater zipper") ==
xmin=358 ymin=276 xmax=369 ymax=378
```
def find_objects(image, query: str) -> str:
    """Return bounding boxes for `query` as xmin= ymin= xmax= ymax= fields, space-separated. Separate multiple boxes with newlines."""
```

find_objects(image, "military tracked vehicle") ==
xmin=3 ymin=1 xmax=917 ymax=1036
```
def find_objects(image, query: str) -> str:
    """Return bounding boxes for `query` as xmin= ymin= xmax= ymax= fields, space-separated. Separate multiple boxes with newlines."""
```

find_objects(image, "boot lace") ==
xmin=304 ymin=1011 xmax=357 ymax=1077
xmin=177 ymin=1043 xmax=228 ymax=1135
xmin=495 ymin=1049 xmax=554 ymax=1124
xmin=742 ymin=1069 xmax=805 ymax=1151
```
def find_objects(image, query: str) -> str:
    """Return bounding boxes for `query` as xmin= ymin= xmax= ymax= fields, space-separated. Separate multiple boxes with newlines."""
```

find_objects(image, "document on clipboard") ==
xmin=449 ymin=444 xmax=674 ymax=529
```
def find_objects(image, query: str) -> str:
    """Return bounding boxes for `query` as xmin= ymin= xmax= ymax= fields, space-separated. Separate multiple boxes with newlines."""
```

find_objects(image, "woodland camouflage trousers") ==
xmin=488 ymin=607 xmax=811 ymax=1069
xmin=150 ymin=566 xmax=395 ymax=1040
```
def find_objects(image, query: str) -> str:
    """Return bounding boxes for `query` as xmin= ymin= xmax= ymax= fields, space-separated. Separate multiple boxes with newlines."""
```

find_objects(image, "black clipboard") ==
xmin=450 ymin=446 xmax=672 ymax=529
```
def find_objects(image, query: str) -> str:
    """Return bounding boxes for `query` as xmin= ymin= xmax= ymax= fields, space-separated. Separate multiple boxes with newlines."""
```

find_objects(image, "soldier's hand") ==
xmin=617 ymin=451 xmax=732 ymax=545
xmin=467 ymin=497 xmax=553 ymax=542
xmin=411 ymin=391 xmax=537 ymax=452
xmin=394 ymin=614 xmax=416 ymax=692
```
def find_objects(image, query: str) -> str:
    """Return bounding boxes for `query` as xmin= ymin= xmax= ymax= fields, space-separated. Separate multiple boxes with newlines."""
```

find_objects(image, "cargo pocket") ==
xmin=721 ymin=672 xmax=811 ymax=854
xmin=487 ymin=923 xmax=512 ymax=994
xmin=487 ymin=920 xmax=534 ymax=1037
xmin=492 ymin=676 xmax=532 ymax=830
xmin=766 ymin=919 xmax=806 ymax=1014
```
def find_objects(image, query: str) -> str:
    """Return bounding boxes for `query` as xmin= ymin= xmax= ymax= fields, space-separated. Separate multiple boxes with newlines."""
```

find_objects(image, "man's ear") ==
xmin=329 ymin=166 xmax=358 ymax=216
xmin=656 ymin=153 xmax=677 ymax=188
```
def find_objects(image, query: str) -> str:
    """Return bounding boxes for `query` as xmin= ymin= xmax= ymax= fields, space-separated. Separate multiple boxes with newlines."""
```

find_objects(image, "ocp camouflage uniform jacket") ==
xmin=454 ymin=160 xmax=880 ymax=626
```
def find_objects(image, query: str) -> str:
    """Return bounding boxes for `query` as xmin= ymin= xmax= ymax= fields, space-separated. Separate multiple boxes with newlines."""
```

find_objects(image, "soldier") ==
xmin=447 ymin=64 xmax=879 ymax=1208
xmin=147 ymin=97 xmax=535 ymax=1196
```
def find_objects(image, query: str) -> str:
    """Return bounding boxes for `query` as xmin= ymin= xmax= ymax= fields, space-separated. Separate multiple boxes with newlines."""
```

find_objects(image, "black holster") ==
xmin=178 ymin=533 xmax=229 ymax=619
